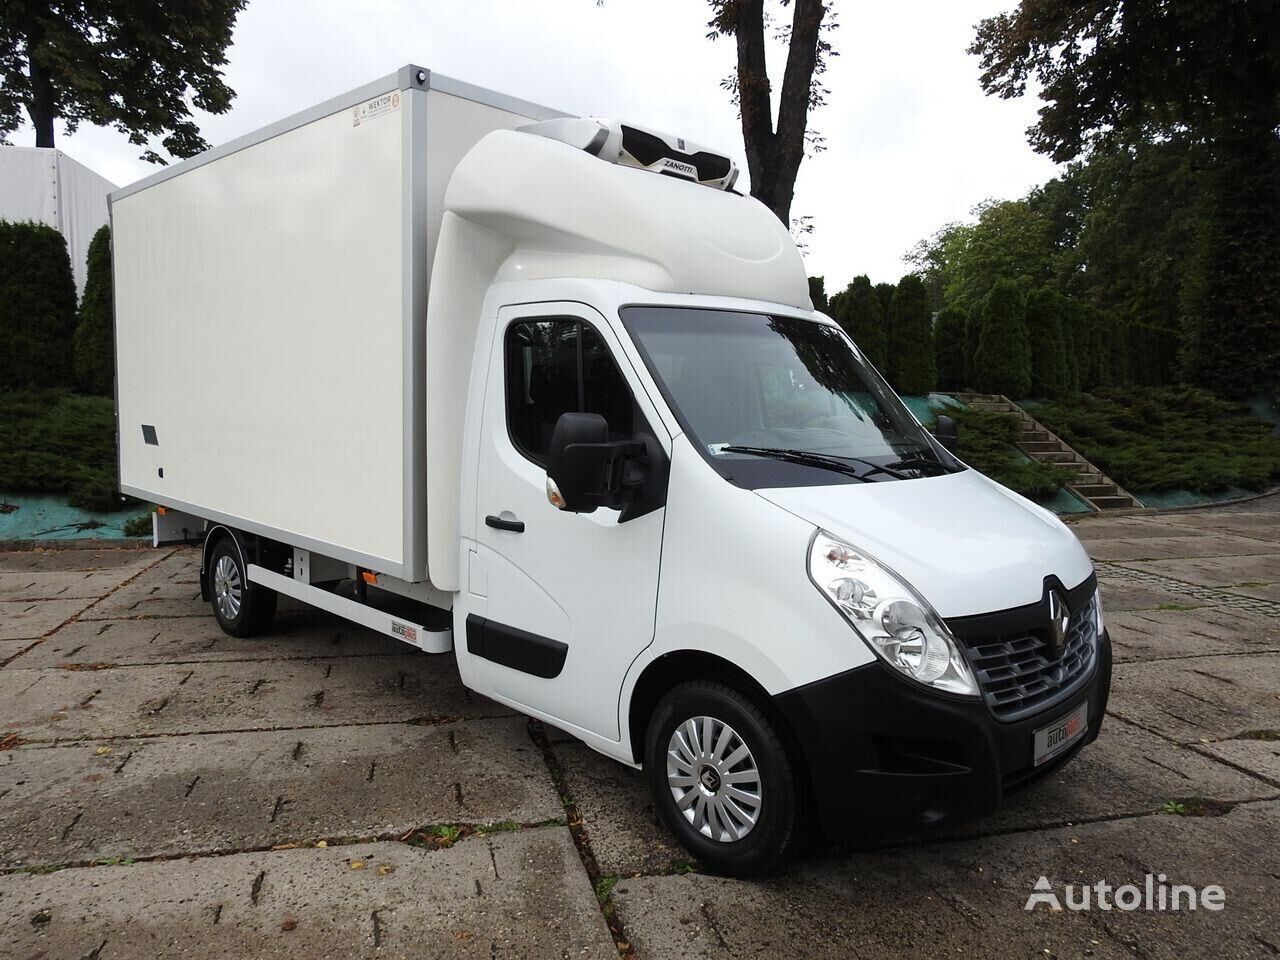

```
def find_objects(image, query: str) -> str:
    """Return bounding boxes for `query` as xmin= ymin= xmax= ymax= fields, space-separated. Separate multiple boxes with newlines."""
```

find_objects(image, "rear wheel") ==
xmin=646 ymin=680 xmax=801 ymax=877
xmin=208 ymin=536 xmax=277 ymax=637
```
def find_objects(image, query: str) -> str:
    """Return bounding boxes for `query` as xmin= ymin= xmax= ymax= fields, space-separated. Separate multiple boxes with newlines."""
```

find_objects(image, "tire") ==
xmin=646 ymin=680 xmax=802 ymax=877
xmin=207 ymin=535 xmax=277 ymax=637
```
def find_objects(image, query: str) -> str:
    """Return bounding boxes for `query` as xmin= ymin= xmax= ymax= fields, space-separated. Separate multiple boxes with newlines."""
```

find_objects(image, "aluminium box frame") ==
xmin=109 ymin=66 xmax=563 ymax=581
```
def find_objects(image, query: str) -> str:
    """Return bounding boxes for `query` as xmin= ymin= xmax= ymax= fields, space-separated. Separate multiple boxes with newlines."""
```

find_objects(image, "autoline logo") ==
xmin=1025 ymin=875 xmax=1225 ymax=912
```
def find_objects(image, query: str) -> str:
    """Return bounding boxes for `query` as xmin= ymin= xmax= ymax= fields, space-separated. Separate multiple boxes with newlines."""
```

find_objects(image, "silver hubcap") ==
xmin=666 ymin=716 xmax=762 ymax=843
xmin=213 ymin=554 xmax=242 ymax=621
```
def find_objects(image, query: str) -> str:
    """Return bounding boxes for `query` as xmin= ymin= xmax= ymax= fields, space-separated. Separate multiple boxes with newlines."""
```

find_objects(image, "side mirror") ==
xmin=934 ymin=414 xmax=959 ymax=453
xmin=546 ymin=412 xmax=645 ymax=513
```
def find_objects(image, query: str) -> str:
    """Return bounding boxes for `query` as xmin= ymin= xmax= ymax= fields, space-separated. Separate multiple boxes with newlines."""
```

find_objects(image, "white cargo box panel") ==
xmin=112 ymin=67 xmax=561 ymax=580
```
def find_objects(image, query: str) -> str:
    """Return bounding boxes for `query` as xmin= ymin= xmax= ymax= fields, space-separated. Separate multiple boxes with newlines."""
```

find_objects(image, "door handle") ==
xmin=485 ymin=514 xmax=525 ymax=533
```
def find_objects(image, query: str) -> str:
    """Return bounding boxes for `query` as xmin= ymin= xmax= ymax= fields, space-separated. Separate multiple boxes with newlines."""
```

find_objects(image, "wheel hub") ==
xmin=666 ymin=715 xmax=762 ymax=843
xmin=699 ymin=765 xmax=722 ymax=793
xmin=212 ymin=554 xmax=242 ymax=621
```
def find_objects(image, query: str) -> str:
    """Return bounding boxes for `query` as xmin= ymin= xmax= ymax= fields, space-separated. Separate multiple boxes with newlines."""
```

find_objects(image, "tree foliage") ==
xmin=908 ymin=198 xmax=1051 ymax=312
xmin=807 ymin=275 xmax=827 ymax=312
xmin=0 ymin=220 xmax=76 ymax=389
xmin=73 ymin=225 xmax=114 ymax=396
xmin=1024 ymin=287 xmax=1069 ymax=397
xmin=973 ymin=278 xmax=1031 ymax=397
xmin=0 ymin=1 xmax=246 ymax=160
xmin=706 ymin=0 xmax=837 ymax=224
xmin=970 ymin=0 xmax=1280 ymax=164
xmin=934 ymin=306 xmax=968 ymax=390
xmin=887 ymin=275 xmax=936 ymax=395
xmin=969 ymin=0 xmax=1280 ymax=396
xmin=832 ymin=275 xmax=887 ymax=371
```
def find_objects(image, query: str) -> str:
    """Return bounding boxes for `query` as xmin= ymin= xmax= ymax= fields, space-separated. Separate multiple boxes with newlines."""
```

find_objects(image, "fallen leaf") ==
xmin=454 ymin=931 xmax=473 ymax=941
xmin=281 ymin=917 xmax=298 ymax=932
xmin=349 ymin=860 xmax=365 ymax=870
xmin=271 ymin=844 xmax=299 ymax=851
xmin=95 ymin=746 xmax=113 ymax=756
xmin=377 ymin=864 xmax=395 ymax=876
xmin=315 ymin=840 xmax=328 ymax=848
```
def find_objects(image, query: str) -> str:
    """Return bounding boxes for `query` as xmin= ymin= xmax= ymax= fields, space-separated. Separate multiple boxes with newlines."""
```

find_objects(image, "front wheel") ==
xmin=208 ymin=536 xmax=277 ymax=637
xmin=646 ymin=680 xmax=802 ymax=876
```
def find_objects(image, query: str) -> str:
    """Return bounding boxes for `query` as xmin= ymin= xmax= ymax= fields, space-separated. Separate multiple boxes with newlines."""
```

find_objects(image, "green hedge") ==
xmin=73 ymin=225 xmax=115 ymax=396
xmin=833 ymin=275 xmax=888 ymax=371
xmin=888 ymin=275 xmax=937 ymax=395
xmin=973 ymin=278 xmax=1032 ymax=397
xmin=0 ymin=221 xmax=78 ymax=389
xmin=934 ymin=305 xmax=967 ymax=390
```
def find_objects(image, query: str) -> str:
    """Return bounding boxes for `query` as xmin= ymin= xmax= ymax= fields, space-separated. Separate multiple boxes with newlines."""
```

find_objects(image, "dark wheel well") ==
xmin=200 ymin=525 xmax=289 ymax=600
xmin=628 ymin=651 xmax=778 ymax=764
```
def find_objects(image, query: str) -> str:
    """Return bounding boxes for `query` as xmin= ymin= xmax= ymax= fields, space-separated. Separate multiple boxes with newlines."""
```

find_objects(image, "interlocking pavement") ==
xmin=1 ymin=496 xmax=1277 ymax=958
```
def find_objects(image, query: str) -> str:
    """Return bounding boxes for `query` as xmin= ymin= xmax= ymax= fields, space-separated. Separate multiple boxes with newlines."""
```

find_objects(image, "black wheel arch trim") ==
xmin=200 ymin=525 xmax=246 ymax=602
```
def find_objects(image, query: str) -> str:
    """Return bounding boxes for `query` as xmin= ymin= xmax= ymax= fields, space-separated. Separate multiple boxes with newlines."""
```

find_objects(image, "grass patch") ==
xmin=950 ymin=407 xmax=1075 ymax=497
xmin=595 ymin=875 xmax=619 ymax=904
xmin=0 ymin=390 xmax=131 ymax=511
xmin=1033 ymin=387 xmax=1280 ymax=494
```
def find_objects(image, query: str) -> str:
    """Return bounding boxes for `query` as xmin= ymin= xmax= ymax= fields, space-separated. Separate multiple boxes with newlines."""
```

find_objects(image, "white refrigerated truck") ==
xmin=113 ymin=66 xmax=1111 ymax=875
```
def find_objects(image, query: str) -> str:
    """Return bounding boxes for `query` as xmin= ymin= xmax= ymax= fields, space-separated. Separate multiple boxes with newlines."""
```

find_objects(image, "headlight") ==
xmin=808 ymin=531 xmax=979 ymax=697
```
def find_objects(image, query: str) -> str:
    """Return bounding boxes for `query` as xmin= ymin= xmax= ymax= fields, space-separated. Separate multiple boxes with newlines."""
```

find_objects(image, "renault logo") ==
xmin=1047 ymin=591 xmax=1070 ymax=658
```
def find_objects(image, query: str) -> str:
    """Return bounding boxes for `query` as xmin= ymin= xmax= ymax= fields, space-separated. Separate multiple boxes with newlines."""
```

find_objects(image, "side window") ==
xmin=505 ymin=318 xmax=637 ymax=465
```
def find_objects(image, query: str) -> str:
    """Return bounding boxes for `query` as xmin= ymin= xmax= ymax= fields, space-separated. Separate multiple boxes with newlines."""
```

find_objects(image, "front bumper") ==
xmin=773 ymin=629 xmax=1112 ymax=840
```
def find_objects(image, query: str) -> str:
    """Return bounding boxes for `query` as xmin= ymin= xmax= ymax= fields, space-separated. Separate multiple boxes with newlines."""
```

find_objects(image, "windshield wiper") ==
xmin=885 ymin=455 xmax=962 ymax=475
xmin=717 ymin=446 xmax=886 ymax=482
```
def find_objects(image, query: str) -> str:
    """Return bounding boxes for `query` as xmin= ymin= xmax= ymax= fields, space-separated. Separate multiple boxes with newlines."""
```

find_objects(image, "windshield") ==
xmin=621 ymin=306 xmax=948 ymax=485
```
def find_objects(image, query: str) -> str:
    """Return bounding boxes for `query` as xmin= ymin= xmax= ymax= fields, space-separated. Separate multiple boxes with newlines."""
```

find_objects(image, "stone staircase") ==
xmin=952 ymin=393 xmax=1142 ymax=512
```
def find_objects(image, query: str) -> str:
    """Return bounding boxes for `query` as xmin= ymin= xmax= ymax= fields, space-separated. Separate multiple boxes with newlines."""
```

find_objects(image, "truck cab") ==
xmin=438 ymin=121 xmax=1111 ymax=874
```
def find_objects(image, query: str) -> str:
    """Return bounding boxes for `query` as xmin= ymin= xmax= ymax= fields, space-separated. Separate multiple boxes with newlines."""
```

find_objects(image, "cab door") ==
xmin=465 ymin=302 xmax=668 ymax=741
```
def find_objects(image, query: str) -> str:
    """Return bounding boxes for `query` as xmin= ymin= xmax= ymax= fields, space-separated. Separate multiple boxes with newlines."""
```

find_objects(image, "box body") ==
xmin=112 ymin=68 xmax=559 ymax=580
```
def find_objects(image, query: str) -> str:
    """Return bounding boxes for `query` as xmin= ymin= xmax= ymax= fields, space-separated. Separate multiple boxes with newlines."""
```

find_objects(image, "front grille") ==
xmin=963 ymin=594 xmax=1098 ymax=722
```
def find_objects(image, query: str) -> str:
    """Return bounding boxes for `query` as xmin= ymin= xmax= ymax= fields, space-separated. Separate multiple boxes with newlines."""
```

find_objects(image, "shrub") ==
xmin=1025 ymin=287 xmax=1069 ymax=397
xmin=0 ymin=221 xmax=78 ymax=389
xmin=934 ymin=306 xmax=968 ymax=390
xmin=73 ymin=225 xmax=115 ymax=396
xmin=833 ymin=275 xmax=888 ymax=371
xmin=887 ymin=276 xmax=936 ymax=395
xmin=123 ymin=514 xmax=153 ymax=537
xmin=0 ymin=390 xmax=129 ymax=510
xmin=973 ymin=278 xmax=1032 ymax=397
xmin=1036 ymin=387 xmax=1280 ymax=493
xmin=951 ymin=406 xmax=1073 ymax=497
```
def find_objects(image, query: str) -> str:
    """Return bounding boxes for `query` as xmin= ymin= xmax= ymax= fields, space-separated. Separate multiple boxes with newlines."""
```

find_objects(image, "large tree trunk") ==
xmin=728 ymin=0 xmax=828 ymax=226
xmin=27 ymin=59 xmax=55 ymax=148
xmin=25 ymin=13 xmax=56 ymax=148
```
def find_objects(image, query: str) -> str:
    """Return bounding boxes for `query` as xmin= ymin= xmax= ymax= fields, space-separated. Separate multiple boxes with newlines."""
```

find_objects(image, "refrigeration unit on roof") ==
xmin=517 ymin=117 xmax=740 ymax=191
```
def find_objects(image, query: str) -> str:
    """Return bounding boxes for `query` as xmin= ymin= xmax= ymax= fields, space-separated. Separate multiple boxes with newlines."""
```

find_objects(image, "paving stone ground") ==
xmin=1 ymin=495 xmax=1278 ymax=959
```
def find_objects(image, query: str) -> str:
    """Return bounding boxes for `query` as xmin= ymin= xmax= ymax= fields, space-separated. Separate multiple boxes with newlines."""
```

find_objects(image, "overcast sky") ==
xmin=12 ymin=0 xmax=1058 ymax=288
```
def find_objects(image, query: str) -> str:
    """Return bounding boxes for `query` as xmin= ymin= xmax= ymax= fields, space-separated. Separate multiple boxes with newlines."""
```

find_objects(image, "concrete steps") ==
xmin=952 ymin=392 xmax=1143 ymax=512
